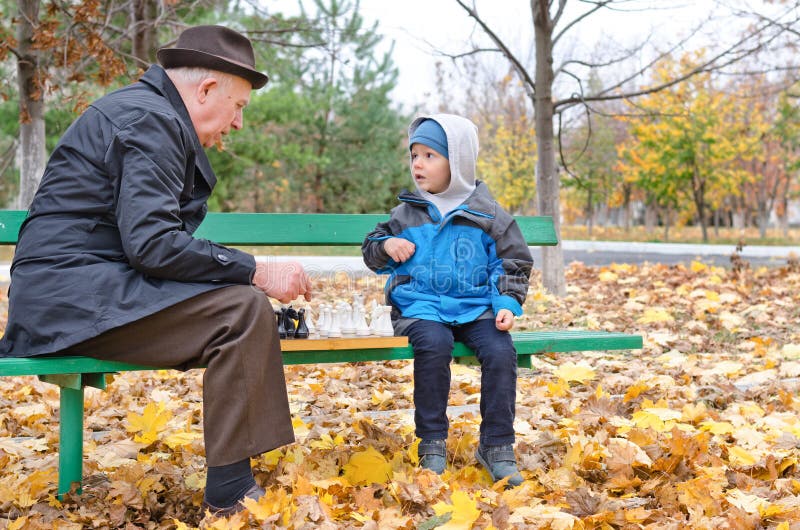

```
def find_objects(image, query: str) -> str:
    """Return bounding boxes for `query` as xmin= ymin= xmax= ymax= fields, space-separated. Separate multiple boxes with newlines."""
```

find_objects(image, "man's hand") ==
xmin=383 ymin=237 xmax=416 ymax=263
xmin=252 ymin=261 xmax=312 ymax=303
xmin=495 ymin=309 xmax=514 ymax=331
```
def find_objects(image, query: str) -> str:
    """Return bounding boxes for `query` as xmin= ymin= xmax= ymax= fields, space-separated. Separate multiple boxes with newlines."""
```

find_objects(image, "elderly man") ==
xmin=0 ymin=25 xmax=310 ymax=515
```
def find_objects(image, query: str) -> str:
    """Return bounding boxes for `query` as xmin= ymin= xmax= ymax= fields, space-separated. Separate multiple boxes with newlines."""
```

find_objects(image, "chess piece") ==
xmin=283 ymin=306 xmax=298 ymax=338
xmin=318 ymin=304 xmax=331 ymax=338
xmin=369 ymin=300 xmax=381 ymax=336
xmin=352 ymin=293 xmax=365 ymax=309
xmin=354 ymin=304 xmax=370 ymax=336
xmin=340 ymin=302 xmax=355 ymax=336
xmin=276 ymin=308 xmax=287 ymax=339
xmin=328 ymin=308 xmax=342 ymax=338
xmin=295 ymin=308 xmax=310 ymax=339
xmin=304 ymin=304 xmax=317 ymax=337
xmin=377 ymin=306 xmax=394 ymax=337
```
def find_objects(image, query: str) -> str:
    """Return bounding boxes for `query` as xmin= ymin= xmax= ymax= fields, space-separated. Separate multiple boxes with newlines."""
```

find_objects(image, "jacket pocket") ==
xmin=453 ymin=235 xmax=489 ymax=292
xmin=384 ymin=274 xmax=411 ymax=305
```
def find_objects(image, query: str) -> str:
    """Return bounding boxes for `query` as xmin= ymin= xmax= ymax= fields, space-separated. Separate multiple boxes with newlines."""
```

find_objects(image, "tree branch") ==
xmin=454 ymin=0 xmax=536 ymax=97
xmin=554 ymin=13 xmax=789 ymax=111
xmin=552 ymin=0 xmax=611 ymax=47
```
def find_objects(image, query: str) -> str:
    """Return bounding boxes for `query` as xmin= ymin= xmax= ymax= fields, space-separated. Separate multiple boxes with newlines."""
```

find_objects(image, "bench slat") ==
xmin=0 ymin=211 xmax=558 ymax=246
xmin=0 ymin=331 xmax=643 ymax=376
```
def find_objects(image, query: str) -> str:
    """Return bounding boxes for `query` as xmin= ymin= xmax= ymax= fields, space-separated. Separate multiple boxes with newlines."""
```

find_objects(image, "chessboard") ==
xmin=279 ymin=336 xmax=408 ymax=351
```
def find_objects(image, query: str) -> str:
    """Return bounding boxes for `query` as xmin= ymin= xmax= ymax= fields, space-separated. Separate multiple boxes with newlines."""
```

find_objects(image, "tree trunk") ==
xmin=691 ymin=164 xmax=708 ymax=243
xmin=132 ymin=0 xmax=158 ymax=67
xmin=16 ymin=0 xmax=46 ymax=209
xmin=533 ymin=0 xmax=565 ymax=296
xmin=586 ymin=187 xmax=593 ymax=238
xmin=644 ymin=195 xmax=657 ymax=234
xmin=757 ymin=208 xmax=769 ymax=239
xmin=623 ymin=184 xmax=632 ymax=232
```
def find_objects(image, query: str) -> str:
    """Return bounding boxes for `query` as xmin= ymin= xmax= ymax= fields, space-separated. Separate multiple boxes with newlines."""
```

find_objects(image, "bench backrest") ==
xmin=0 ymin=210 xmax=557 ymax=246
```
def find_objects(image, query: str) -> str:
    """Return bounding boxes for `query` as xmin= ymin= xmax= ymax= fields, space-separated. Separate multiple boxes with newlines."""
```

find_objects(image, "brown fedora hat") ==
xmin=157 ymin=25 xmax=269 ymax=89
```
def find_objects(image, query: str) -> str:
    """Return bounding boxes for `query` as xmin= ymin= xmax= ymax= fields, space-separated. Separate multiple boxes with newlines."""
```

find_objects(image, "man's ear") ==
xmin=196 ymin=77 xmax=218 ymax=104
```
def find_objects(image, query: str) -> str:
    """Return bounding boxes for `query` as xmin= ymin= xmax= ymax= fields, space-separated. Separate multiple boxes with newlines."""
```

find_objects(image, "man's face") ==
xmin=192 ymin=74 xmax=252 ymax=148
xmin=410 ymin=143 xmax=451 ymax=194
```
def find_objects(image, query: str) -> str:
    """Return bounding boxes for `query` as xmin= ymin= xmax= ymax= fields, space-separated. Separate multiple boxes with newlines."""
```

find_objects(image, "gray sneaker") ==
xmin=418 ymin=439 xmax=446 ymax=474
xmin=475 ymin=444 xmax=523 ymax=487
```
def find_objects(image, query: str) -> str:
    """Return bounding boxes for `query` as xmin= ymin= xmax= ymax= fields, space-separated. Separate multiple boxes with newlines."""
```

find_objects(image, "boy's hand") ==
xmin=383 ymin=237 xmax=416 ymax=263
xmin=495 ymin=309 xmax=514 ymax=331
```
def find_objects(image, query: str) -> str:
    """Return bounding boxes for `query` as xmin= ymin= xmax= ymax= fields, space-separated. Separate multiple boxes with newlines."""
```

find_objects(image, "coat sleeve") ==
xmin=361 ymin=220 xmax=396 ymax=274
xmin=489 ymin=213 xmax=533 ymax=316
xmin=108 ymin=112 xmax=255 ymax=283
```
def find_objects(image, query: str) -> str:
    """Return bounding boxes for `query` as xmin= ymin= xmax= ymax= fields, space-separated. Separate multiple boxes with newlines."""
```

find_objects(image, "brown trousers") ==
xmin=64 ymin=285 xmax=294 ymax=466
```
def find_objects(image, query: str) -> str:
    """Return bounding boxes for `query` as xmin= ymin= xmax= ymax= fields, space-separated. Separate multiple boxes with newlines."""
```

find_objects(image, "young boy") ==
xmin=362 ymin=114 xmax=533 ymax=486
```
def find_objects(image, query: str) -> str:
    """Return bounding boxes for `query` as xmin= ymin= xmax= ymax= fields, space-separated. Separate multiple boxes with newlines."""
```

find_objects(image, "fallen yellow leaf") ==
xmin=126 ymin=402 xmax=171 ymax=445
xmin=432 ymin=489 xmax=481 ymax=530
xmin=343 ymin=446 xmax=392 ymax=485
xmin=554 ymin=362 xmax=596 ymax=384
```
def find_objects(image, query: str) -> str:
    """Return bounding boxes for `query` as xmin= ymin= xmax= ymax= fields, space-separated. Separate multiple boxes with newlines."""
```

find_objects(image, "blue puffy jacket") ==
xmin=362 ymin=182 xmax=533 ymax=327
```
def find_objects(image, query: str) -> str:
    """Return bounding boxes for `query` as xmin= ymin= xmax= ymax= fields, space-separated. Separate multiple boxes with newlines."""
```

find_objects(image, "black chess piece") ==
xmin=283 ymin=306 xmax=298 ymax=338
xmin=276 ymin=308 xmax=287 ymax=339
xmin=295 ymin=308 xmax=310 ymax=339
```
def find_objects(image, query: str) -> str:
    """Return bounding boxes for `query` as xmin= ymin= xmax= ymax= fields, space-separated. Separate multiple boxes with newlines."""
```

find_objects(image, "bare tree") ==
xmin=448 ymin=0 xmax=800 ymax=295
xmin=14 ymin=0 xmax=46 ymax=209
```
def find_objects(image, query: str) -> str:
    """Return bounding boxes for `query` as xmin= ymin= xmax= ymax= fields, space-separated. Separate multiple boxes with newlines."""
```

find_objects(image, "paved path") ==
xmin=1 ymin=241 xmax=796 ymax=281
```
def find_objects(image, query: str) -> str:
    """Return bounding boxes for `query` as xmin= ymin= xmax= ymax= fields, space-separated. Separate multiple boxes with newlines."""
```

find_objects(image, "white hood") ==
xmin=408 ymin=113 xmax=478 ymax=216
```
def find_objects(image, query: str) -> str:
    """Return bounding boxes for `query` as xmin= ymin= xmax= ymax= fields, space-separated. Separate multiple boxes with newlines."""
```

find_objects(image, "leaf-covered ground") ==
xmin=2 ymin=259 xmax=800 ymax=529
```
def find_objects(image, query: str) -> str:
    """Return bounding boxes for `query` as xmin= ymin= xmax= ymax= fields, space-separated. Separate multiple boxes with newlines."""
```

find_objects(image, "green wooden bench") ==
xmin=0 ymin=209 xmax=642 ymax=498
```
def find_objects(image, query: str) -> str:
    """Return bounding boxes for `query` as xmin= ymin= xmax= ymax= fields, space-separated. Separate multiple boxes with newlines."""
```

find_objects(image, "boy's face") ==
xmin=410 ymin=143 xmax=451 ymax=194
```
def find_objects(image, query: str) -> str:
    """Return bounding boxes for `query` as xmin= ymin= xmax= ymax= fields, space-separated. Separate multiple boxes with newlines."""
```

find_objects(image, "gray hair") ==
xmin=165 ymin=66 xmax=235 ymax=89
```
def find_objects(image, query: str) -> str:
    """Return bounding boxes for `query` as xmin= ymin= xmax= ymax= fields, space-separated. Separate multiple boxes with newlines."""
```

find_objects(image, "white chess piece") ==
xmin=369 ymin=300 xmax=381 ymax=335
xmin=318 ymin=304 xmax=331 ymax=338
xmin=328 ymin=308 xmax=342 ymax=338
xmin=340 ymin=302 xmax=355 ymax=336
xmin=377 ymin=306 xmax=394 ymax=337
xmin=352 ymin=293 xmax=365 ymax=310
xmin=354 ymin=304 xmax=370 ymax=336
xmin=304 ymin=304 xmax=317 ymax=337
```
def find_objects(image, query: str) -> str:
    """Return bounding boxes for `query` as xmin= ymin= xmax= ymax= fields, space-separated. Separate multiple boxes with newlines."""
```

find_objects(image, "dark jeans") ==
xmin=405 ymin=318 xmax=517 ymax=446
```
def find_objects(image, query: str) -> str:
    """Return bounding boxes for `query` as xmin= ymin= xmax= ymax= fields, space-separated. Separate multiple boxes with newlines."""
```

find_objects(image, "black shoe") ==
xmin=202 ymin=483 xmax=265 ymax=517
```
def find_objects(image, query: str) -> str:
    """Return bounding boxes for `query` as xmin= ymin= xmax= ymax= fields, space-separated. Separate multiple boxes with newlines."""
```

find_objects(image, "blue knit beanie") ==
xmin=409 ymin=119 xmax=449 ymax=159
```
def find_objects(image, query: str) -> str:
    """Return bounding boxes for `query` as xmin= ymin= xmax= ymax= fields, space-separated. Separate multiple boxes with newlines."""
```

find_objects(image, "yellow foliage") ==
xmin=163 ymin=430 xmax=202 ymax=450
xmin=342 ymin=446 xmax=392 ymax=485
xmin=548 ymin=378 xmax=571 ymax=397
xmin=598 ymin=271 xmax=618 ymax=282
xmin=126 ymin=402 xmax=171 ymax=445
xmin=699 ymin=420 xmax=735 ymax=435
xmin=242 ymin=487 xmax=293 ymax=526
xmin=432 ymin=489 xmax=482 ymax=530
xmin=637 ymin=308 xmax=674 ymax=324
xmin=727 ymin=446 xmax=758 ymax=467
xmin=476 ymin=116 xmax=537 ymax=213
xmin=309 ymin=431 xmax=344 ymax=450
xmin=554 ymin=362 xmax=596 ymax=383
xmin=623 ymin=381 xmax=650 ymax=402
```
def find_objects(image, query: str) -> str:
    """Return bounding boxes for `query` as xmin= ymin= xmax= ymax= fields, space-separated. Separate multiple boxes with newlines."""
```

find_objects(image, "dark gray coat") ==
xmin=0 ymin=65 xmax=255 ymax=357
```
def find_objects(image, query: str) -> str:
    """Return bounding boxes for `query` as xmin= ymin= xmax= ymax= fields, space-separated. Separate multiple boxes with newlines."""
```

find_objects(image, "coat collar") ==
xmin=139 ymin=65 xmax=217 ymax=188
xmin=398 ymin=181 xmax=497 ymax=219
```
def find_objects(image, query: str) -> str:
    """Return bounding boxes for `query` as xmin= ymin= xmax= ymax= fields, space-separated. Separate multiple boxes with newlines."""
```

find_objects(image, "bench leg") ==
xmin=58 ymin=385 xmax=84 ymax=498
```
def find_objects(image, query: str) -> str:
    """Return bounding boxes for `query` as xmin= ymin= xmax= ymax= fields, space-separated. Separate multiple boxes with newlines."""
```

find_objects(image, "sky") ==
xmin=265 ymin=1 xmax=774 ymax=111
